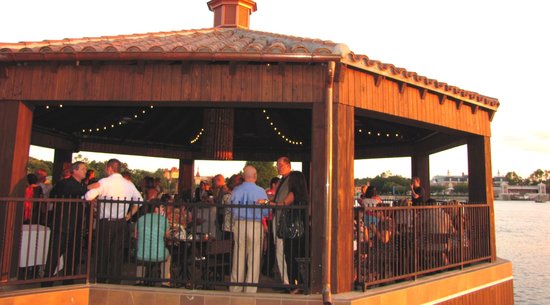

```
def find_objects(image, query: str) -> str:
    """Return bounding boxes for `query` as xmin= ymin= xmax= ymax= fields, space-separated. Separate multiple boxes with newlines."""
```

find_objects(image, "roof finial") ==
xmin=207 ymin=0 xmax=257 ymax=29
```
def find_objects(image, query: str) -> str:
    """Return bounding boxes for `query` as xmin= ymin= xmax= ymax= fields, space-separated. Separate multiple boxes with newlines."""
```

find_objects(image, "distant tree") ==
xmin=245 ymin=161 xmax=277 ymax=189
xmin=505 ymin=171 xmax=522 ymax=185
xmin=430 ymin=185 xmax=446 ymax=195
xmin=453 ymin=183 xmax=469 ymax=194
xmin=27 ymin=157 xmax=53 ymax=176
xmin=528 ymin=169 xmax=545 ymax=185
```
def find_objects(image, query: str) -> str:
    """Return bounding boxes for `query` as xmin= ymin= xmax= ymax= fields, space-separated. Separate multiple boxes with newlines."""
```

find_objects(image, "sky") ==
xmin=4 ymin=0 xmax=549 ymax=179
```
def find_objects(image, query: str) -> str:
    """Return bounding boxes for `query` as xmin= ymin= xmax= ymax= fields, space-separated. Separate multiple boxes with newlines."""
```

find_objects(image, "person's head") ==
xmin=276 ymin=156 xmax=291 ymax=177
xmin=270 ymin=177 xmax=280 ymax=190
xmin=35 ymin=169 xmax=48 ymax=183
xmin=160 ymin=193 xmax=173 ymax=203
xmin=105 ymin=159 xmax=121 ymax=176
xmin=121 ymin=171 xmax=132 ymax=181
xmin=360 ymin=185 xmax=368 ymax=195
xmin=86 ymin=169 xmax=95 ymax=180
xmin=365 ymin=186 xmax=377 ymax=198
xmin=213 ymin=174 xmax=225 ymax=188
xmin=62 ymin=169 xmax=71 ymax=179
xmin=143 ymin=176 xmax=155 ymax=189
xmin=27 ymin=173 xmax=38 ymax=185
xmin=152 ymin=203 xmax=165 ymax=215
xmin=412 ymin=177 xmax=421 ymax=188
xmin=71 ymin=161 xmax=87 ymax=182
xmin=227 ymin=174 xmax=244 ymax=191
xmin=288 ymin=171 xmax=309 ymax=203
xmin=243 ymin=165 xmax=257 ymax=183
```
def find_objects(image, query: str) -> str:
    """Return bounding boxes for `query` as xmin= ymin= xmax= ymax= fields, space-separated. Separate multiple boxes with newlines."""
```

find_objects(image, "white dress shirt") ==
xmin=85 ymin=173 xmax=143 ymax=220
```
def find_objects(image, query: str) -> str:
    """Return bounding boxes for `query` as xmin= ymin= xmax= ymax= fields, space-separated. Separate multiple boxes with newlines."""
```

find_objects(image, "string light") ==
xmin=356 ymin=128 xmax=401 ymax=139
xmin=78 ymin=105 xmax=154 ymax=135
xmin=262 ymin=109 xmax=303 ymax=146
xmin=190 ymin=128 xmax=205 ymax=144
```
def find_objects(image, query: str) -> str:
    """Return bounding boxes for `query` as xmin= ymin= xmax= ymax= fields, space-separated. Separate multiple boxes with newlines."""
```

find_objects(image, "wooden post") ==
xmin=0 ymin=101 xmax=33 ymax=282
xmin=311 ymin=102 xmax=355 ymax=293
xmin=411 ymin=154 xmax=431 ymax=200
xmin=52 ymin=149 xmax=73 ymax=184
xmin=467 ymin=135 xmax=496 ymax=261
xmin=178 ymin=159 xmax=195 ymax=201
xmin=331 ymin=103 xmax=355 ymax=293
xmin=309 ymin=103 xmax=327 ymax=293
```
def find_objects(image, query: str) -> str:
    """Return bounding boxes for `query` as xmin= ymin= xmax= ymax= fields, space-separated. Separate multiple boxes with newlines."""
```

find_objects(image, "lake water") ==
xmin=495 ymin=200 xmax=550 ymax=305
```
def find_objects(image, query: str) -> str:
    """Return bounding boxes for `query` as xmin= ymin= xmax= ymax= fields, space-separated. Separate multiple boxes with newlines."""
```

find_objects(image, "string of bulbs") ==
xmin=76 ymin=105 xmax=155 ymax=134
xmin=262 ymin=109 xmax=303 ymax=146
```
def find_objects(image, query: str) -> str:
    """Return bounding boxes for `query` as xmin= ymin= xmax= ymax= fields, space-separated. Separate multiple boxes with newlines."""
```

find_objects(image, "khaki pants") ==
xmin=272 ymin=213 xmax=289 ymax=284
xmin=230 ymin=220 xmax=263 ymax=293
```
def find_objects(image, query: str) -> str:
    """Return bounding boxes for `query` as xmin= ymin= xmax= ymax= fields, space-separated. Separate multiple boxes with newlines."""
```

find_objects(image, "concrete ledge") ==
xmin=0 ymin=259 xmax=514 ymax=305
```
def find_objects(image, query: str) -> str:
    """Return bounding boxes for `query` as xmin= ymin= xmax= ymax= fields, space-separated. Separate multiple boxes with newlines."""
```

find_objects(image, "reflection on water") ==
xmin=495 ymin=200 xmax=550 ymax=305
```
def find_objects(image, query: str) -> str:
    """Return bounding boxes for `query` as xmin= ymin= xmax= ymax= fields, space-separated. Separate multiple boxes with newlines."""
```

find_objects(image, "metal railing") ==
xmin=0 ymin=197 xmax=310 ymax=293
xmin=354 ymin=201 xmax=492 ymax=290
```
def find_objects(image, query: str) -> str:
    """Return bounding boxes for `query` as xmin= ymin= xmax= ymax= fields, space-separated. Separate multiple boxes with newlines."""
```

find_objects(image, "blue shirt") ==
xmin=231 ymin=182 xmax=269 ymax=221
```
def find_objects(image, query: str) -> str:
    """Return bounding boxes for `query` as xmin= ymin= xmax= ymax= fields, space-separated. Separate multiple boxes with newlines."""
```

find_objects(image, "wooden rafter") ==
xmin=455 ymin=99 xmax=463 ymax=110
xmin=398 ymin=82 xmax=407 ymax=95
xmin=419 ymin=88 xmax=427 ymax=100
xmin=374 ymin=75 xmax=385 ymax=87
xmin=438 ymin=94 xmax=447 ymax=105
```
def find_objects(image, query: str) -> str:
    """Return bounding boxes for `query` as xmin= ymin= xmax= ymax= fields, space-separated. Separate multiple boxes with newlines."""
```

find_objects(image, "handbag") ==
xmin=277 ymin=209 xmax=304 ymax=239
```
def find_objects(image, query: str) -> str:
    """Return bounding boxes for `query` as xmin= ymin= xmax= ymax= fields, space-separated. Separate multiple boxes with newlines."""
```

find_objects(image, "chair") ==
xmin=203 ymin=239 xmax=233 ymax=284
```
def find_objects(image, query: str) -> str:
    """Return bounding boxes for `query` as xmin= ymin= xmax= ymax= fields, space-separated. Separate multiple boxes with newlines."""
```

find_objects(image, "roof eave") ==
xmin=0 ymin=52 xmax=342 ymax=63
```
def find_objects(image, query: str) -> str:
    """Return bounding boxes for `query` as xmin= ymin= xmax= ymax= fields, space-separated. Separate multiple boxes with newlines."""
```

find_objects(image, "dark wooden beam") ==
xmin=471 ymin=104 xmax=479 ymax=114
xmin=398 ymin=82 xmax=407 ymax=95
xmin=374 ymin=74 xmax=385 ymax=87
xmin=419 ymin=88 xmax=427 ymax=100
xmin=456 ymin=99 xmax=464 ymax=110
xmin=412 ymin=132 xmax=467 ymax=156
xmin=438 ymin=94 xmax=447 ymax=105
xmin=31 ymin=128 xmax=75 ymax=151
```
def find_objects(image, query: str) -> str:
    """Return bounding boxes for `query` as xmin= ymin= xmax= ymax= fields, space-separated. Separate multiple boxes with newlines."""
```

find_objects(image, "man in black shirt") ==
xmin=43 ymin=161 xmax=88 ymax=286
xmin=410 ymin=176 xmax=425 ymax=206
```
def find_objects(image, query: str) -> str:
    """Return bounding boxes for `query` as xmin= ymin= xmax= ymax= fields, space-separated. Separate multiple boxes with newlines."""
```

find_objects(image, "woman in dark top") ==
xmin=278 ymin=170 xmax=309 ymax=293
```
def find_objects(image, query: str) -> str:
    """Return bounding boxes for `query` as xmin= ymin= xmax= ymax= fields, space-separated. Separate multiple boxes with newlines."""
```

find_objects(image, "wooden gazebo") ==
xmin=0 ymin=0 xmax=504 ymax=297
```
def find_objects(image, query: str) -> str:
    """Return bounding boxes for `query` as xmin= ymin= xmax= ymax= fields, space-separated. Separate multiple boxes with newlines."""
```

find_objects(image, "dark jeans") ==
xmin=96 ymin=219 xmax=126 ymax=283
xmin=283 ymin=235 xmax=305 ymax=286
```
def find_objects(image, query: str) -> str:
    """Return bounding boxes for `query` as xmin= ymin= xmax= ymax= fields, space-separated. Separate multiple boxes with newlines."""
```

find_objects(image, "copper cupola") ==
xmin=207 ymin=0 xmax=257 ymax=29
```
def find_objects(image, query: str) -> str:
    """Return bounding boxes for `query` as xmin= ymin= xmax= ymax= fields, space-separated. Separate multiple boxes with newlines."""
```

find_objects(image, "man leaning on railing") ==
xmin=84 ymin=158 xmax=143 ymax=284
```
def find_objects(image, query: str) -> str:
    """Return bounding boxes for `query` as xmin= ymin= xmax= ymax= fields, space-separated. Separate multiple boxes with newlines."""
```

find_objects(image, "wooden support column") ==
xmin=311 ymin=102 xmax=355 ymax=293
xmin=411 ymin=154 xmax=431 ymax=200
xmin=52 ymin=149 xmax=73 ymax=184
xmin=0 ymin=101 xmax=33 ymax=282
xmin=178 ymin=159 xmax=195 ymax=201
xmin=467 ymin=135 xmax=496 ymax=261
xmin=309 ymin=103 xmax=327 ymax=293
xmin=331 ymin=103 xmax=355 ymax=293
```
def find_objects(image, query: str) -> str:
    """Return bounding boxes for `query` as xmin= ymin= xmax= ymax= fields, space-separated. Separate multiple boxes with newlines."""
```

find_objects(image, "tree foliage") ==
xmin=27 ymin=157 xmax=53 ymax=176
xmin=245 ymin=161 xmax=278 ymax=189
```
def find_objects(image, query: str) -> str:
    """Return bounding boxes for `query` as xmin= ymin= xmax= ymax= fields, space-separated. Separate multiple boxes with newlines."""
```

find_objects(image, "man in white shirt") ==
xmin=85 ymin=158 xmax=143 ymax=283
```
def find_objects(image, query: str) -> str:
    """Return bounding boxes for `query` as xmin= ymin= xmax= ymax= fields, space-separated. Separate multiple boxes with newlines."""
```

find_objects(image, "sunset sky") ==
xmin=4 ymin=0 xmax=549 ymax=179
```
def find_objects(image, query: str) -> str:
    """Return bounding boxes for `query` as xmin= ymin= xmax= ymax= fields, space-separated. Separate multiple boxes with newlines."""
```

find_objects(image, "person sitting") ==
xmin=136 ymin=203 xmax=171 ymax=287
xmin=360 ymin=186 xmax=382 ymax=208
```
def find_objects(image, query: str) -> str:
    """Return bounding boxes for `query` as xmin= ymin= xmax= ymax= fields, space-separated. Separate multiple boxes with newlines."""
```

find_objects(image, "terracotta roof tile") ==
xmin=0 ymin=27 xmax=498 ymax=108
xmin=342 ymin=52 xmax=499 ymax=108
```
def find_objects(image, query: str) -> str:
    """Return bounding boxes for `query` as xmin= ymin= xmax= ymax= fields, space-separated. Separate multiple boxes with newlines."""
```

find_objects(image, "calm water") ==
xmin=495 ymin=200 xmax=550 ymax=305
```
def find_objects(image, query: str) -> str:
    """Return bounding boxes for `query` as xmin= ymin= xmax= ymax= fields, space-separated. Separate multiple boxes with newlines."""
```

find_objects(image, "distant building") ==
xmin=431 ymin=171 xmax=468 ymax=190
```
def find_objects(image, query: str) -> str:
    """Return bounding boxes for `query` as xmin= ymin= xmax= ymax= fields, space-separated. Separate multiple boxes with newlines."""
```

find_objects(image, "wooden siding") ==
xmin=338 ymin=67 xmax=492 ymax=136
xmin=0 ymin=62 xmax=326 ymax=104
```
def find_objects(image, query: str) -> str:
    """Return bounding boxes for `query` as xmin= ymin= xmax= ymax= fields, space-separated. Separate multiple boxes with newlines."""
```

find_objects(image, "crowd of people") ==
xmin=22 ymin=156 xmax=309 ymax=294
xmin=354 ymin=178 xmax=470 ymax=283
